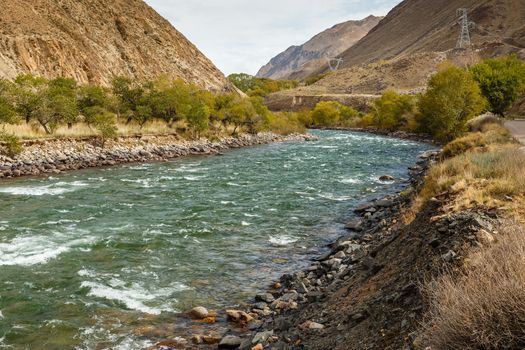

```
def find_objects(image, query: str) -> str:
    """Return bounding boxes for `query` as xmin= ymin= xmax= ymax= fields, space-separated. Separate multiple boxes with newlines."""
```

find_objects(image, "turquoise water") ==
xmin=0 ymin=130 xmax=432 ymax=349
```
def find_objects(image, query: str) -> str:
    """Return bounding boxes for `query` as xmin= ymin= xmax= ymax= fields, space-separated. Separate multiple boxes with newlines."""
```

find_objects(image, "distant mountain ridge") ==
xmin=0 ymin=0 xmax=230 ymax=90
xmin=256 ymin=15 xmax=382 ymax=81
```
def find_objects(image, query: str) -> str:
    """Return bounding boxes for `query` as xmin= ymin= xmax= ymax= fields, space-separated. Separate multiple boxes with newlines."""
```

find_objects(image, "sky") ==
xmin=144 ymin=0 xmax=402 ymax=76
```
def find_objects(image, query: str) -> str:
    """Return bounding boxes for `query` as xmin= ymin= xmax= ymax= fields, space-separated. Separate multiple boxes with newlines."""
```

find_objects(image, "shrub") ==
xmin=368 ymin=91 xmax=416 ymax=131
xmin=0 ymin=131 xmax=23 ymax=157
xmin=417 ymin=64 xmax=486 ymax=143
xmin=471 ymin=56 xmax=525 ymax=117
xmin=266 ymin=112 xmax=306 ymax=135
xmin=421 ymin=225 xmax=525 ymax=350
xmin=310 ymin=101 xmax=359 ymax=127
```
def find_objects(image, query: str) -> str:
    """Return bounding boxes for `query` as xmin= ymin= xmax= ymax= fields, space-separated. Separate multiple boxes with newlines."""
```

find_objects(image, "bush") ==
xmin=421 ymin=225 xmax=525 ymax=350
xmin=471 ymin=56 xmax=525 ymax=117
xmin=0 ymin=131 xmax=23 ymax=157
xmin=368 ymin=91 xmax=416 ymax=131
xmin=266 ymin=112 xmax=306 ymax=135
xmin=417 ymin=64 xmax=486 ymax=143
xmin=310 ymin=101 xmax=359 ymax=127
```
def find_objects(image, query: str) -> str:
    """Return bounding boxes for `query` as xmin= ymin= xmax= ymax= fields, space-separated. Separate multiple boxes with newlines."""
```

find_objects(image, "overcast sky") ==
xmin=144 ymin=0 xmax=402 ymax=76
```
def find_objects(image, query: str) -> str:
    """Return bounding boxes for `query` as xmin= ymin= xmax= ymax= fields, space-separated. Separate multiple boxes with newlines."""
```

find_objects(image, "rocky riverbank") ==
xmin=217 ymin=149 xmax=500 ymax=350
xmin=161 ymin=145 xmax=502 ymax=350
xmin=0 ymin=133 xmax=313 ymax=179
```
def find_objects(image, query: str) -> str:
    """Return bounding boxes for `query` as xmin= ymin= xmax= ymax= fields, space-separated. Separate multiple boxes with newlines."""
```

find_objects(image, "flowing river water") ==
xmin=0 ymin=130 xmax=432 ymax=349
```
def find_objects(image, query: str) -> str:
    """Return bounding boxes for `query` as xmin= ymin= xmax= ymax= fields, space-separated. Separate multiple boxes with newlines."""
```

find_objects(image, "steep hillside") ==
xmin=256 ymin=16 xmax=382 ymax=81
xmin=333 ymin=0 xmax=525 ymax=70
xmin=0 ymin=0 xmax=230 ymax=90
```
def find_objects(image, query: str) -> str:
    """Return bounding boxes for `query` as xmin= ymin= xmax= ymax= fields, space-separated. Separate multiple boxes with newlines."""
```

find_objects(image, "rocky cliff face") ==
xmin=256 ymin=16 xmax=382 ymax=81
xmin=0 ymin=0 xmax=230 ymax=91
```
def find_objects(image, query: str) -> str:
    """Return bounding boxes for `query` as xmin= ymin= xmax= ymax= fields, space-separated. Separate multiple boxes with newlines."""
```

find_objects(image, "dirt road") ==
xmin=505 ymin=120 xmax=525 ymax=145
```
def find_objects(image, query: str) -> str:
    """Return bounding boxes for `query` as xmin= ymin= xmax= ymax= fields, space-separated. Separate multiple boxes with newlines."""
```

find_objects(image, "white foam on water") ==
xmin=244 ymin=213 xmax=260 ymax=218
xmin=80 ymin=278 xmax=187 ymax=315
xmin=220 ymin=200 xmax=235 ymax=205
xmin=227 ymin=182 xmax=243 ymax=187
xmin=269 ymin=235 xmax=298 ymax=246
xmin=183 ymin=175 xmax=205 ymax=181
xmin=318 ymin=193 xmax=353 ymax=201
xmin=241 ymin=221 xmax=251 ymax=226
xmin=0 ymin=181 xmax=88 ymax=196
xmin=0 ymin=231 xmax=96 ymax=267
xmin=339 ymin=177 xmax=363 ymax=185
xmin=112 ymin=337 xmax=154 ymax=350
xmin=121 ymin=178 xmax=154 ymax=188
xmin=0 ymin=310 xmax=4 ymax=319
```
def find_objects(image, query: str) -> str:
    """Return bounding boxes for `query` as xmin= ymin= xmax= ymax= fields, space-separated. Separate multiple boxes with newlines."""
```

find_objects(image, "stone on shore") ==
xmin=218 ymin=335 xmax=243 ymax=349
xmin=189 ymin=306 xmax=208 ymax=319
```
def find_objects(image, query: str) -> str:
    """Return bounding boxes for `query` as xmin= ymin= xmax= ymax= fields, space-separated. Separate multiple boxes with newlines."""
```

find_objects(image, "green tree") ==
xmin=186 ymin=101 xmax=210 ymax=138
xmin=471 ymin=56 xmax=525 ymax=117
xmin=418 ymin=64 xmax=486 ymax=143
xmin=77 ymin=85 xmax=114 ymax=126
xmin=13 ymin=74 xmax=47 ymax=124
xmin=369 ymin=91 xmax=416 ymax=130
xmin=0 ymin=79 xmax=19 ymax=124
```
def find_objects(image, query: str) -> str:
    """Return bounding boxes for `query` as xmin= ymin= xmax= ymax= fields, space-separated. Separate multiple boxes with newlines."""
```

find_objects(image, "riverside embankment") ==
xmin=0 ymin=133 xmax=311 ymax=179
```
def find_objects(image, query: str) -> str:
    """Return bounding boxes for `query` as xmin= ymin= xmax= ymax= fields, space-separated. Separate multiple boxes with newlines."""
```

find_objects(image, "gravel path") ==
xmin=505 ymin=120 xmax=525 ymax=145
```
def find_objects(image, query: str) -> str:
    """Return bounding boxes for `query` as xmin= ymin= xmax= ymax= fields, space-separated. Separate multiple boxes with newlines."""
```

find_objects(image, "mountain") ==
xmin=0 ymin=0 xmax=230 ymax=91
xmin=331 ymin=0 xmax=525 ymax=71
xmin=267 ymin=0 xmax=525 ymax=111
xmin=256 ymin=16 xmax=382 ymax=81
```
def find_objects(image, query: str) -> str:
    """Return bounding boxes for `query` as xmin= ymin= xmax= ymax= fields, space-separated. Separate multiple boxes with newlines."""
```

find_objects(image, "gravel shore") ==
xmin=0 ymin=133 xmax=312 ymax=180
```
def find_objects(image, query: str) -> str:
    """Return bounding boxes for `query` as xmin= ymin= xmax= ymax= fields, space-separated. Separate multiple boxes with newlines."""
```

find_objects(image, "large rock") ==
xmin=218 ymin=335 xmax=243 ymax=349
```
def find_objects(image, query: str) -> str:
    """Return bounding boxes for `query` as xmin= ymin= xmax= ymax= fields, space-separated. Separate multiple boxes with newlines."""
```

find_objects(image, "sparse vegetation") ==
xmin=227 ymin=73 xmax=298 ymax=97
xmin=304 ymin=73 xmax=331 ymax=86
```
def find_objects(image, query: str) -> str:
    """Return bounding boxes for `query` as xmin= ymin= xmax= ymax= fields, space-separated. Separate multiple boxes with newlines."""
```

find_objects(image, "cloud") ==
xmin=144 ymin=0 xmax=402 ymax=75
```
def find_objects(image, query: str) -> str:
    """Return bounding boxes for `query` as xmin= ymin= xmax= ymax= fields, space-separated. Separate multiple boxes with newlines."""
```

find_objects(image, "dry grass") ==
xmin=410 ymin=124 xmax=525 ymax=216
xmin=2 ymin=120 xmax=187 ymax=140
xmin=441 ymin=123 xmax=514 ymax=158
xmin=421 ymin=225 xmax=525 ymax=350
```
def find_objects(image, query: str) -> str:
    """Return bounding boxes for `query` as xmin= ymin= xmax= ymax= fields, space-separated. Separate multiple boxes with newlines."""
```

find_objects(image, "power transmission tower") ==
xmin=456 ymin=8 xmax=475 ymax=49
xmin=325 ymin=54 xmax=344 ymax=71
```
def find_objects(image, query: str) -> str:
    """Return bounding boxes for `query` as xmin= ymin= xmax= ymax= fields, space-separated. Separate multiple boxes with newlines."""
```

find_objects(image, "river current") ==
xmin=0 ymin=130 xmax=432 ymax=349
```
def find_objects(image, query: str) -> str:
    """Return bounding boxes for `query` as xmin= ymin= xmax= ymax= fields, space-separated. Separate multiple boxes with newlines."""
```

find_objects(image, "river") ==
xmin=0 ymin=130 xmax=432 ymax=349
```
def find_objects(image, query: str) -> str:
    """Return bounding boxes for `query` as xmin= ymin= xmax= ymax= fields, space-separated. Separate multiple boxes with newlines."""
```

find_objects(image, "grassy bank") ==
xmin=411 ymin=123 xmax=525 ymax=349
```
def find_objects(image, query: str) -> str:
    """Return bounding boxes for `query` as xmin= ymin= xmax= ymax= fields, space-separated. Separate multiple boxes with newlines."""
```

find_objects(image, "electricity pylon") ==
xmin=456 ymin=8 xmax=475 ymax=49
xmin=325 ymin=54 xmax=344 ymax=71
